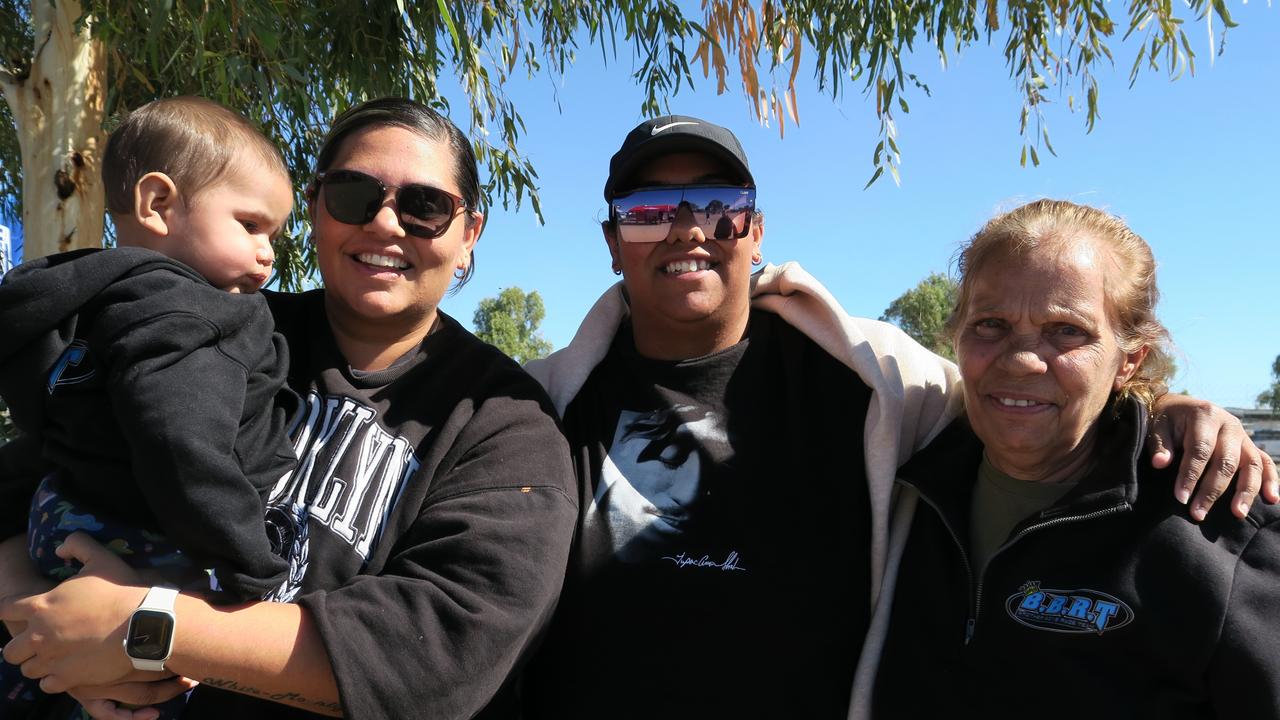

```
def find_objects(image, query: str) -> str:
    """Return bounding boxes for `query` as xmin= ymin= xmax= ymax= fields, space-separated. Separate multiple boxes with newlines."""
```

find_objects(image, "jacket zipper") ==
xmin=969 ymin=502 xmax=1131 ymax=644
xmin=909 ymin=482 xmax=1131 ymax=646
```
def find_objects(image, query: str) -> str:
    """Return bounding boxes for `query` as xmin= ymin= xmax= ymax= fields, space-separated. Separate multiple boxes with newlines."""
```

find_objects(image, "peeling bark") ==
xmin=1 ymin=0 xmax=106 ymax=260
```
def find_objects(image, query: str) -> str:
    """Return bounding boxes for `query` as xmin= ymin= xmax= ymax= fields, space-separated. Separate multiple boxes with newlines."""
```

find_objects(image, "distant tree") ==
xmin=473 ymin=287 xmax=553 ymax=364
xmin=880 ymin=272 xmax=958 ymax=360
xmin=1257 ymin=355 xmax=1280 ymax=413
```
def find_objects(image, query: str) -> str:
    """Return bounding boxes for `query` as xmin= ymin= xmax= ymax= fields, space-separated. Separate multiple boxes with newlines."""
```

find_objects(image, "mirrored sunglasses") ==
xmin=610 ymin=185 xmax=756 ymax=243
xmin=316 ymin=169 xmax=468 ymax=239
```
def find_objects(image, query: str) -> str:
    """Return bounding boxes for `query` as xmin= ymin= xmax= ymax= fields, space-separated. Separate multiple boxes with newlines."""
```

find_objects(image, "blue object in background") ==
xmin=0 ymin=219 xmax=21 ymax=279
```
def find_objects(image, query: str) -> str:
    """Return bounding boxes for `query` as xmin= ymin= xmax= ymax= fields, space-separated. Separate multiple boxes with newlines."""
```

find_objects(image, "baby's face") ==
xmin=165 ymin=153 xmax=293 ymax=293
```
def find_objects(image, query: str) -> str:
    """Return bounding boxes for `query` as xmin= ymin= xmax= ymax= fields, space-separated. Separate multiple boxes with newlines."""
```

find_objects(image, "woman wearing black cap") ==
xmin=520 ymin=115 xmax=1275 ymax=719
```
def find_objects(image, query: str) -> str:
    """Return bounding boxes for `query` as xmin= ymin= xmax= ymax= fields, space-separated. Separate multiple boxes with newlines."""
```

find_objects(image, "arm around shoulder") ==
xmin=849 ymin=317 xmax=963 ymax=451
xmin=750 ymin=262 xmax=962 ymax=454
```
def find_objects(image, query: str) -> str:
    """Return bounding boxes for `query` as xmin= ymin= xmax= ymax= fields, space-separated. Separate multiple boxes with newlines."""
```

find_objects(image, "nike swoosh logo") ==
xmin=651 ymin=121 xmax=698 ymax=135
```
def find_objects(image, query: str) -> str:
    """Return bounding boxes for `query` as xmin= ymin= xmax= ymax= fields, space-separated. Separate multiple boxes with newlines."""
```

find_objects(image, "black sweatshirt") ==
xmin=874 ymin=397 xmax=1280 ymax=717
xmin=0 ymin=247 xmax=294 ymax=598
xmin=182 ymin=290 xmax=579 ymax=720
xmin=526 ymin=312 xmax=874 ymax=719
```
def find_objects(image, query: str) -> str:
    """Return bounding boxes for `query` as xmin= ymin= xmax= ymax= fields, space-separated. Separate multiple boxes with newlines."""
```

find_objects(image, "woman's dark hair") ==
xmin=313 ymin=97 xmax=483 ymax=288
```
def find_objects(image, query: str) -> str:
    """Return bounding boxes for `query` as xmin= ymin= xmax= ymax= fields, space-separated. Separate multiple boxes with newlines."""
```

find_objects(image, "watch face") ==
xmin=126 ymin=609 xmax=174 ymax=661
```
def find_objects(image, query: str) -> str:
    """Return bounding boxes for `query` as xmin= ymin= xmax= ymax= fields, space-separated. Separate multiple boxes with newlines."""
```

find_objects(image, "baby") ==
xmin=0 ymin=96 xmax=297 ymax=718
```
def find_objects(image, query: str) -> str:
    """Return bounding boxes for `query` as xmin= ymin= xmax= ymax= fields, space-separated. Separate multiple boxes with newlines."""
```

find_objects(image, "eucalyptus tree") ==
xmin=0 ymin=0 xmax=1242 ymax=285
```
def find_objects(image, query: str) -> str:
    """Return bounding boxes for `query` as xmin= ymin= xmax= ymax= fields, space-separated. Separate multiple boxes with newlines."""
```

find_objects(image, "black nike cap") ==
xmin=603 ymin=115 xmax=754 ymax=201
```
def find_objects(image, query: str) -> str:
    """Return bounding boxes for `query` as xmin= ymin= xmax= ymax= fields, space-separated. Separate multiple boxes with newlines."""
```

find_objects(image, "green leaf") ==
xmin=1042 ymin=128 xmax=1056 ymax=156
xmin=435 ymin=0 xmax=461 ymax=49
xmin=1212 ymin=0 xmax=1239 ymax=29
xmin=863 ymin=166 xmax=885 ymax=190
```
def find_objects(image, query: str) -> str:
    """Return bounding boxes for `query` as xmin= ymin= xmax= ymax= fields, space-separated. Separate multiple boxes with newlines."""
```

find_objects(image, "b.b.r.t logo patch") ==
xmin=1006 ymin=580 xmax=1134 ymax=635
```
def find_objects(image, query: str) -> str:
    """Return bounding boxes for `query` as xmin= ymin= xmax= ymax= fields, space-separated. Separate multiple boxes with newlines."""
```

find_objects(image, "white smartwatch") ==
xmin=122 ymin=586 xmax=179 ymax=671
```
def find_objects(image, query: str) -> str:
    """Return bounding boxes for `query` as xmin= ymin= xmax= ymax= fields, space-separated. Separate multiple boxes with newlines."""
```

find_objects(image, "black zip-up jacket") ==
xmin=0 ymin=247 xmax=293 ymax=598
xmin=874 ymin=397 xmax=1280 ymax=718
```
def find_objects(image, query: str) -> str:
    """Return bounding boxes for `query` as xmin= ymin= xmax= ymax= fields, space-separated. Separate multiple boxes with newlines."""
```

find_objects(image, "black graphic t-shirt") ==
xmin=184 ymin=290 xmax=578 ymax=720
xmin=526 ymin=309 xmax=874 ymax=719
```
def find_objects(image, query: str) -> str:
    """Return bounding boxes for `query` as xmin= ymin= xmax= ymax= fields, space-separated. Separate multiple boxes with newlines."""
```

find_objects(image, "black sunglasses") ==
xmin=315 ymin=169 xmax=469 ymax=239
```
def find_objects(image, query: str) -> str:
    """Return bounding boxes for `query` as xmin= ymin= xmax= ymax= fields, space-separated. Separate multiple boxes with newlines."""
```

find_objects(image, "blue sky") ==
xmin=441 ymin=3 xmax=1278 ymax=409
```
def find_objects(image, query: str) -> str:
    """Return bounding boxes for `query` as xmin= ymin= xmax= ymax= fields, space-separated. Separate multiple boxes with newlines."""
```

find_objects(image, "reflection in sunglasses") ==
xmin=611 ymin=185 xmax=756 ymax=243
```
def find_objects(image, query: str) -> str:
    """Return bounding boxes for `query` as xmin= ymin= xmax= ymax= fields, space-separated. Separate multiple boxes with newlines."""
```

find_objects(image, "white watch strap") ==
xmin=125 ymin=585 xmax=179 ymax=671
xmin=139 ymin=585 xmax=179 ymax=612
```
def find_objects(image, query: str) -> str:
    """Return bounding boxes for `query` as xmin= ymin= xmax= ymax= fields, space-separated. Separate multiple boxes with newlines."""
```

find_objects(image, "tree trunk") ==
xmin=0 ymin=0 xmax=106 ymax=261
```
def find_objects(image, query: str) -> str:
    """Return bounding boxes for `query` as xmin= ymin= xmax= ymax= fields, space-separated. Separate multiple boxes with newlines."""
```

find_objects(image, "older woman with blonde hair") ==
xmin=870 ymin=199 xmax=1280 ymax=716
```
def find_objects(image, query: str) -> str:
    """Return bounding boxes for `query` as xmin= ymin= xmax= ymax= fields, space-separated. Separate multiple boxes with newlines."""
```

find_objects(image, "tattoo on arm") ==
xmin=200 ymin=677 xmax=342 ymax=716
